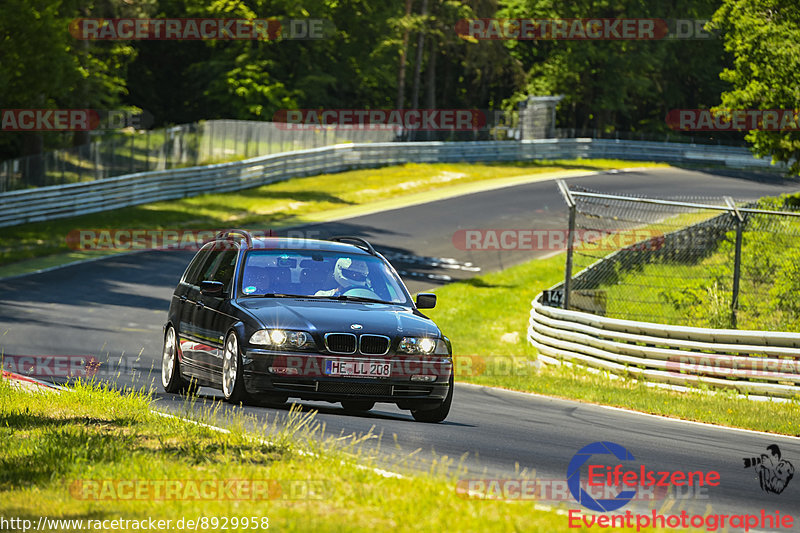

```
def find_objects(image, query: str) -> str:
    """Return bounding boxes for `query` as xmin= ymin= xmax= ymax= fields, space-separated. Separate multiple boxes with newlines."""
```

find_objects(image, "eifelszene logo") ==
xmin=743 ymin=444 xmax=794 ymax=494
xmin=567 ymin=441 xmax=721 ymax=512
xmin=568 ymin=441 xmax=637 ymax=512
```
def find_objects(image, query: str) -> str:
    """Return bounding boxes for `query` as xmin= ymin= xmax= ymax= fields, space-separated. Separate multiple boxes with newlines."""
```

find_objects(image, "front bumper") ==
xmin=241 ymin=349 xmax=452 ymax=404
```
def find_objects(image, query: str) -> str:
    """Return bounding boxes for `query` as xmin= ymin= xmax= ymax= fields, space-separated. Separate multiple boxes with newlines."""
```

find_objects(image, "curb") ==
xmin=1 ymin=370 xmax=61 ymax=391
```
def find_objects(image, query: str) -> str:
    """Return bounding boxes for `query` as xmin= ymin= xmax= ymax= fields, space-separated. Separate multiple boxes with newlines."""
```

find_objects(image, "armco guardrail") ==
xmin=0 ymin=138 xmax=783 ymax=228
xmin=528 ymin=295 xmax=800 ymax=399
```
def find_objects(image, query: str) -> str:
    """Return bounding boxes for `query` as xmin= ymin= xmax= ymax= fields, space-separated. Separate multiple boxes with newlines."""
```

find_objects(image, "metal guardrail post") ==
xmin=557 ymin=179 xmax=576 ymax=310
xmin=725 ymin=196 xmax=744 ymax=329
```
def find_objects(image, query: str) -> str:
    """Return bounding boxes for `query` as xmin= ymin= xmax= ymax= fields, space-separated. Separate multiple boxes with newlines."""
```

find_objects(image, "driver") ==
xmin=315 ymin=257 xmax=369 ymax=296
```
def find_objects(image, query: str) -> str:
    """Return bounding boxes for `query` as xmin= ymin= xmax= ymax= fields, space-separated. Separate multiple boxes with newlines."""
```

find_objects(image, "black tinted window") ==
xmin=182 ymin=246 xmax=212 ymax=285
xmin=201 ymin=249 xmax=238 ymax=292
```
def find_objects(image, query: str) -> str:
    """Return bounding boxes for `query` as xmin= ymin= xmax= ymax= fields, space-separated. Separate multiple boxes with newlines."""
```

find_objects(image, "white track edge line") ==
xmin=455 ymin=381 xmax=800 ymax=442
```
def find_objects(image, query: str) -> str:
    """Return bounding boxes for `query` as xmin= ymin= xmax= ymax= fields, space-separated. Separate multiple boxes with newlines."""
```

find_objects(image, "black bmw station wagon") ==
xmin=162 ymin=230 xmax=453 ymax=422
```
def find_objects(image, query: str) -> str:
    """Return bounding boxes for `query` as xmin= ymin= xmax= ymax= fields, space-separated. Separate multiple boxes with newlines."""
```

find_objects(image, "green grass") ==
xmin=0 ymin=378 xmax=668 ymax=532
xmin=586 ymin=194 xmax=800 ymax=331
xmin=425 ymin=253 xmax=800 ymax=436
xmin=0 ymin=159 xmax=666 ymax=276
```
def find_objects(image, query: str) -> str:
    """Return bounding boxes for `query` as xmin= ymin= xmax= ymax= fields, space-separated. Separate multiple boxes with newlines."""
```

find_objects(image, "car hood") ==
xmin=237 ymin=298 xmax=441 ymax=337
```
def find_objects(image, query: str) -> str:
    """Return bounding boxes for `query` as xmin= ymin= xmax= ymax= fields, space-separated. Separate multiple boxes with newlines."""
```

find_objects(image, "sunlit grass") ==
xmin=426 ymin=253 xmax=800 ymax=436
xmin=0 ymin=159 xmax=665 ymax=272
xmin=0 ymin=378 xmax=647 ymax=532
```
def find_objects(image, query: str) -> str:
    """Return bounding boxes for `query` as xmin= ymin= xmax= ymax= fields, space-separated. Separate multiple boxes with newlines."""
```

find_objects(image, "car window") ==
xmin=182 ymin=245 xmax=213 ymax=286
xmin=200 ymin=248 xmax=238 ymax=292
xmin=240 ymin=250 xmax=411 ymax=305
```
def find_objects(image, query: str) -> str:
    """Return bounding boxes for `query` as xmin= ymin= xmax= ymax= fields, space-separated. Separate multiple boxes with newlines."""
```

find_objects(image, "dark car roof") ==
xmin=245 ymin=237 xmax=373 ymax=256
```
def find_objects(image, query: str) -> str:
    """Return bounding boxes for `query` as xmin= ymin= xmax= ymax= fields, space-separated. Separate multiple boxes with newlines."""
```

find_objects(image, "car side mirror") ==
xmin=415 ymin=293 xmax=436 ymax=309
xmin=199 ymin=280 xmax=224 ymax=297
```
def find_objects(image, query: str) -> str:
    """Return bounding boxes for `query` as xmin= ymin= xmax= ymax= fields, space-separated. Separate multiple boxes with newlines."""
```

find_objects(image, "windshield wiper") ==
xmin=246 ymin=293 xmax=397 ymax=304
xmin=249 ymin=293 xmax=310 ymax=298
xmin=332 ymin=295 xmax=395 ymax=304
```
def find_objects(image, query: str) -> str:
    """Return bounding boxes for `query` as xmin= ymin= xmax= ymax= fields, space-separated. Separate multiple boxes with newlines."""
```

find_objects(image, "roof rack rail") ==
xmin=216 ymin=229 xmax=253 ymax=248
xmin=330 ymin=236 xmax=377 ymax=256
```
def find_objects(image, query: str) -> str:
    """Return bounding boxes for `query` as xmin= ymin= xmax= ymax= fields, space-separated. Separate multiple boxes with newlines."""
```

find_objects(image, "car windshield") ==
xmin=239 ymin=249 xmax=411 ymax=305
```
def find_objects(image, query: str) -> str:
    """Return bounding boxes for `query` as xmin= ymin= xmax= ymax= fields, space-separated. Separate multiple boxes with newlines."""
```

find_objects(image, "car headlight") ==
xmin=398 ymin=337 xmax=438 ymax=355
xmin=249 ymin=329 xmax=315 ymax=350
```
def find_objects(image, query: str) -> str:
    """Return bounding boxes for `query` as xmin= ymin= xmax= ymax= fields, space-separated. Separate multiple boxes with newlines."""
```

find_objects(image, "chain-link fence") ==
xmin=0 ymin=120 xmax=396 ymax=193
xmin=553 ymin=182 xmax=800 ymax=331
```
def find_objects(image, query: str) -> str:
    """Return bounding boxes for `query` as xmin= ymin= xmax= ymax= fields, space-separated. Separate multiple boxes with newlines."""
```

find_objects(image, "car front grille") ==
xmin=325 ymin=333 xmax=392 ymax=355
xmin=359 ymin=335 xmax=390 ymax=355
xmin=317 ymin=382 xmax=391 ymax=396
xmin=325 ymin=333 xmax=357 ymax=354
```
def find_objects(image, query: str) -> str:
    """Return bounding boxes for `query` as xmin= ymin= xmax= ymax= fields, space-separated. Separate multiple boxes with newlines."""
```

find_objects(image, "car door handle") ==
xmin=195 ymin=301 xmax=204 ymax=308
xmin=179 ymin=296 xmax=187 ymax=302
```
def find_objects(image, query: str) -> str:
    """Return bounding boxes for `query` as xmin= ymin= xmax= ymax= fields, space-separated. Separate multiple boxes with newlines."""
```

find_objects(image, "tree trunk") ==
xmin=410 ymin=0 xmax=428 ymax=111
xmin=425 ymin=40 xmax=436 ymax=110
xmin=395 ymin=0 xmax=413 ymax=109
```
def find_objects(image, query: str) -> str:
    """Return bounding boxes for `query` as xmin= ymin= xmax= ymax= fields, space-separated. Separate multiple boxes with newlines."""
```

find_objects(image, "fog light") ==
xmin=411 ymin=375 xmax=436 ymax=382
xmin=269 ymin=366 xmax=299 ymax=375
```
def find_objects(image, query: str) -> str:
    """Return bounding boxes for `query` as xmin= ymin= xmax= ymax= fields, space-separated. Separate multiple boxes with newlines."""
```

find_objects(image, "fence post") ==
xmin=557 ymin=179 xmax=577 ymax=310
xmin=725 ymin=197 xmax=744 ymax=328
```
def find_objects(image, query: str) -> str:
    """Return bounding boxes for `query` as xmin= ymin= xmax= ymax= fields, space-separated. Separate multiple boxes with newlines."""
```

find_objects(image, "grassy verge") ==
xmin=594 ymin=193 xmax=800 ymax=331
xmin=0 ymin=159 xmax=666 ymax=277
xmin=0 ymin=378 xmax=657 ymax=533
xmin=425 ymin=253 xmax=800 ymax=436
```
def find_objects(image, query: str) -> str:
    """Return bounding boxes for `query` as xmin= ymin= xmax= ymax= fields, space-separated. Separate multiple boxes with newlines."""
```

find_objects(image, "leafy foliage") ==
xmin=3 ymin=0 xmax=799 ymax=172
xmin=641 ymin=193 xmax=800 ymax=330
xmin=711 ymin=0 xmax=800 ymax=172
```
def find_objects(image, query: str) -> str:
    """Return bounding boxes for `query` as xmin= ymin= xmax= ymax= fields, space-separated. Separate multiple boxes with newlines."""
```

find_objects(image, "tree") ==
xmin=0 ymin=0 xmax=145 ymax=162
xmin=711 ymin=0 xmax=800 ymax=173
xmin=499 ymin=0 xmax=729 ymax=135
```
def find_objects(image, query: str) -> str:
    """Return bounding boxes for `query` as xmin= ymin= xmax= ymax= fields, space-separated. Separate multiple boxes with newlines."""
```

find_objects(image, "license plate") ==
xmin=325 ymin=360 xmax=391 ymax=378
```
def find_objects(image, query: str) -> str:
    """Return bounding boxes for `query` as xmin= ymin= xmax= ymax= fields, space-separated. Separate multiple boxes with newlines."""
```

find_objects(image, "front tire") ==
xmin=222 ymin=332 xmax=249 ymax=404
xmin=411 ymin=374 xmax=453 ymax=423
xmin=162 ymin=326 xmax=185 ymax=393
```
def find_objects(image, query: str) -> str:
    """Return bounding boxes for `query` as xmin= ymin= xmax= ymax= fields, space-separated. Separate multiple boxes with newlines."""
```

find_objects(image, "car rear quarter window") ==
xmin=201 ymin=248 xmax=239 ymax=292
xmin=182 ymin=246 xmax=212 ymax=286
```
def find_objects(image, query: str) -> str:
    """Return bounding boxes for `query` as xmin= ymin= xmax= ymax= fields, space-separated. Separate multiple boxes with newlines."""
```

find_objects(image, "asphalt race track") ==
xmin=2 ymin=167 xmax=800 ymax=526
